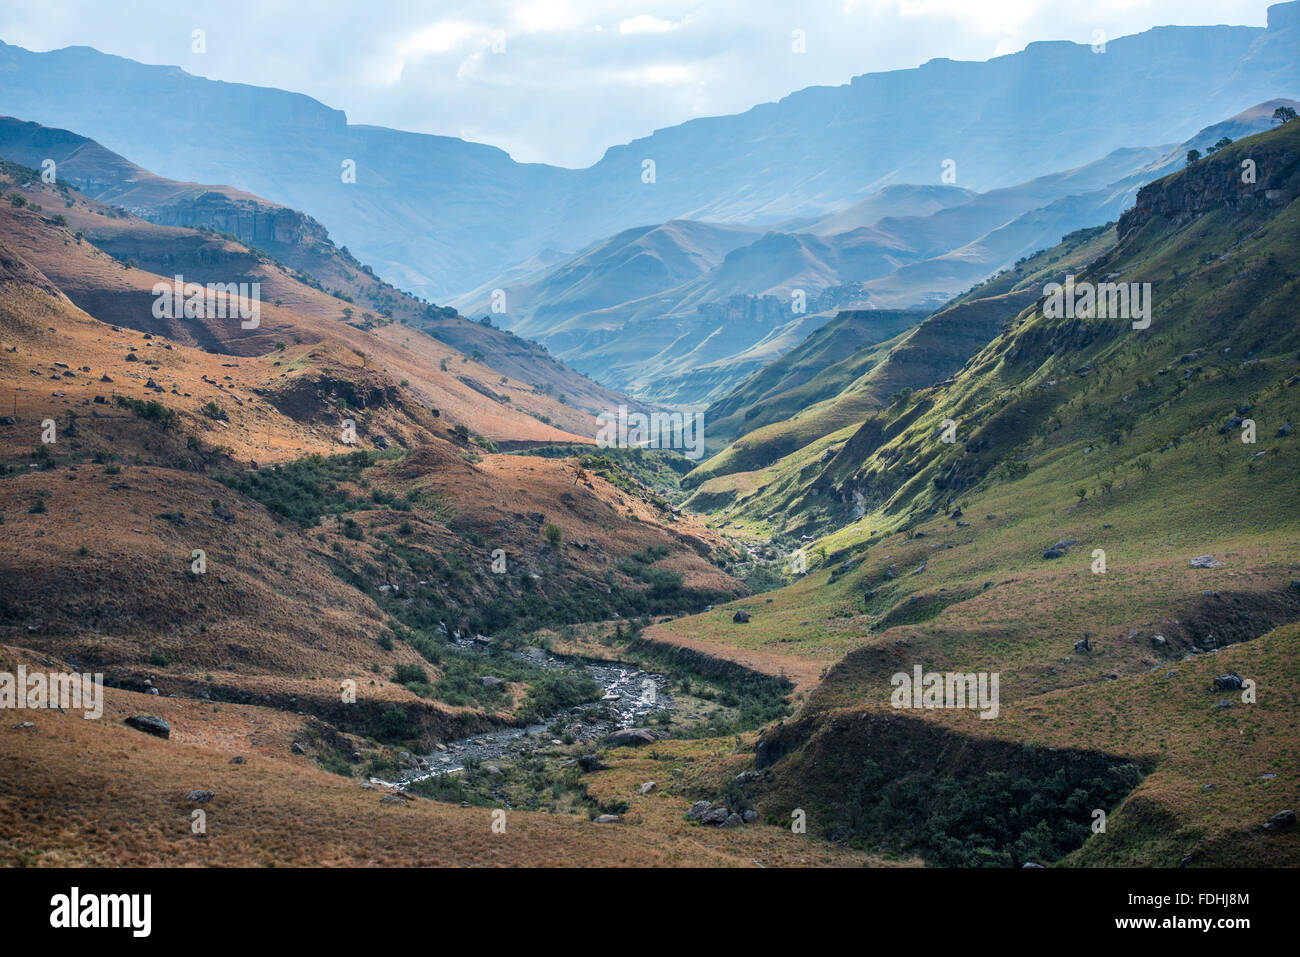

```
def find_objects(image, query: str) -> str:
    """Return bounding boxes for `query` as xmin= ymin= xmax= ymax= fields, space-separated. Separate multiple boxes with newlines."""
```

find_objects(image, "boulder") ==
xmin=185 ymin=790 xmax=214 ymax=804
xmin=1074 ymin=637 xmax=1091 ymax=653
xmin=700 ymin=807 xmax=731 ymax=826
xmin=732 ymin=610 xmax=750 ymax=623
xmin=687 ymin=801 xmax=712 ymax=820
xmin=577 ymin=754 xmax=608 ymax=773
xmin=742 ymin=809 xmax=759 ymax=823
xmin=1262 ymin=810 xmax=1296 ymax=832
xmin=478 ymin=675 xmax=505 ymax=689
xmin=593 ymin=814 xmax=620 ymax=824
xmin=1189 ymin=555 xmax=1225 ymax=569
xmin=639 ymin=781 xmax=657 ymax=794
xmin=608 ymin=728 xmax=658 ymax=747
xmin=1211 ymin=673 xmax=1245 ymax=691
xmin=124 ymin=715 xmax=170 ymax=739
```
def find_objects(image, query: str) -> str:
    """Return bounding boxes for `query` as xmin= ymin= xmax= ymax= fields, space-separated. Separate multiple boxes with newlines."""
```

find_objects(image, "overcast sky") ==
xmin=0 ymin=0 xmax=1279 ymax=168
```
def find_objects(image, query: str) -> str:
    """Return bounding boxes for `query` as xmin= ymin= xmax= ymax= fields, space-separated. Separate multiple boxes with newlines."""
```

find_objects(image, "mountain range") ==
xmin=0 ymin=3 xmax=1296 ymax=304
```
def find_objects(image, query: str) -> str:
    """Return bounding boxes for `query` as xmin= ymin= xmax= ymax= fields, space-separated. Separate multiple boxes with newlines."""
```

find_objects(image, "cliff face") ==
xmin=1119 ymin=125 xmax=1299 ymax=235
xmin=142 ymin=192 xmax=330 ymax=251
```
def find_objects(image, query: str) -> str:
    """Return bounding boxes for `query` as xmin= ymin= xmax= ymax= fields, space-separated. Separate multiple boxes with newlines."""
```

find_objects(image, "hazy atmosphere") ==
xmin=0 ymin=0 xmax=1296 ymax=929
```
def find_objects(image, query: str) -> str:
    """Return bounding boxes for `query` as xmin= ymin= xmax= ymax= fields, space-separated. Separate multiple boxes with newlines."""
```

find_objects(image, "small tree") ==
xmin=1272 ymin=105 xmax=1297 ymax=125
xmin=1186 ymin=149 xmax=1201 ymax=163
xmin=544 ymin=522 xmax=563 ymax=547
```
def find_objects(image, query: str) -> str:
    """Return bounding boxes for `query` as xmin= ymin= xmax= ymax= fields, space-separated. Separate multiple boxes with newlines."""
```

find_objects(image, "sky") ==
xmin=0 ymin=0 xmax=1280 ymax=168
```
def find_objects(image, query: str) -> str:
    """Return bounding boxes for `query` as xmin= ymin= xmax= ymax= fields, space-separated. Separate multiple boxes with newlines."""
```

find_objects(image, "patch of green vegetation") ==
xmin=217 ymin=450 xmax=399 ymax=527
xmin=114 ymin=395 xmax=175 ymax=428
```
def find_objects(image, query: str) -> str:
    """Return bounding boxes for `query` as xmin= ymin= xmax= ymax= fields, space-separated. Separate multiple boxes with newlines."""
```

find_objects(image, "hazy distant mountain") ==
xmin=0 ymin=2 xmax=1296 ymax=302
xmin=457 ymin=99 xmax=1292 ymax=405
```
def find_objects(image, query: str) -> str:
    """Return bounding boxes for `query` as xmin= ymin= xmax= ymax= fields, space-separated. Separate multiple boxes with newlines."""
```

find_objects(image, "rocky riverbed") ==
xmin=379 ymin=648 xmax=674 ymax=788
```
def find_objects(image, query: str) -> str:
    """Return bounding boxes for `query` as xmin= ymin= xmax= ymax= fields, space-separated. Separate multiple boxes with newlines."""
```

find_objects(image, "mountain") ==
xmin=0 ymin=3 xmax=1297 ymax=302
xmin=0 ymin=151 xmax=771 ymax=866
xmin=799 ymin=185 xmax=978 ymax=235
xmin=644 ymin=117 xmax=1300 ymax=866
xmin=464 ymin=101 xmax=1291 ymax=407
xmin=0 ymin=115 xmax=640 ymax=419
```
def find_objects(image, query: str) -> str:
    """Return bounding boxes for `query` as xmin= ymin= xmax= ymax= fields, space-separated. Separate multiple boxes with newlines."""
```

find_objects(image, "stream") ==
xmin=377 ymin=647 xmax=675 ymax=789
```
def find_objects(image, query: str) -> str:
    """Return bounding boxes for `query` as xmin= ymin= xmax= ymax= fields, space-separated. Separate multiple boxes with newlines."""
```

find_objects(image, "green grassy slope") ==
xmin=662 ymin=119 xmax=1300 ymax=866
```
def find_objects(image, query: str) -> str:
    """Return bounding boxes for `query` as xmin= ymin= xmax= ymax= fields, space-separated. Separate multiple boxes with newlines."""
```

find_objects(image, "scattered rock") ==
xmin=291 ymin=741 xmax=307 ymax=754
xmin=478 ymin=675 xmax=505 ymax=689
xmin=1189 ymin=555 xmax=1225 ymax=569
xmin=593 ymin=814 xmax=620 ymax=824
xmin=230 ymin=756 xmax=245 ymax=764
xmin=608 ymin=728 xmax=658 ymax=747
xmin=687 ymin=801 xmax=712 ymax=820
xmin=1074 ymin=637 xmax=1091 ymax=653
xmin=639 ymin=781 xmax=657 ymax=794
xmin=1262 ymin=810 xmax=1296 ymax=832
xmin=1022 ymin=862 xmax=1046 ymax=869
xmin=185 ymin=790 xmax=214 ymax=804
xmin=1278 ymin=422 xmax=1294 ymax=437
xmin=124 ymin=715 xmax=170 ymax=739
xmin=578 ymin=754 xmax=608 ymax=773
xmin=212 ymin=504 xmax=236 ymax=523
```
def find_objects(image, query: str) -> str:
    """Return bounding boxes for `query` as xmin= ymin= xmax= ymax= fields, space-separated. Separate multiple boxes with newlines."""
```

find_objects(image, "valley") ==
xmin=0 ymin=3 xmax=1297 ymax=881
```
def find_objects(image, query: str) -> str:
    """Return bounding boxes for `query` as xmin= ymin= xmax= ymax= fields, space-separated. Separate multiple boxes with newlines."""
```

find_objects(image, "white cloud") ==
xmin=401 ymin=20 xmax=477 ymax=56
xmin=512 ymin=0 xmax=582 ymax=33
xmin=0 ymin=0 xmax=1280 ymax=167
xmin=619 ymin=14 xmax=680 ymax=34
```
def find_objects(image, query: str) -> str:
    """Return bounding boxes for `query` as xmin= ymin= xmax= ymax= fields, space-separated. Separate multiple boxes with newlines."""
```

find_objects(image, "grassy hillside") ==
xmin=684 ymin=223 xmax=1116 ymax=515
xmin=640 ymin=119 xmax=1300 ymax=866
xmin=0 ymin=116 xmax=631 ymax=417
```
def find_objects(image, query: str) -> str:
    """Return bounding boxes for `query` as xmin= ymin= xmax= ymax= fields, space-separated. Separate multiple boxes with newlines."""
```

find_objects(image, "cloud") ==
xmin=0 ymin=0 xmax=1279 ymax=167
xmin=619 ymin=14 xmax=681 ymax=34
